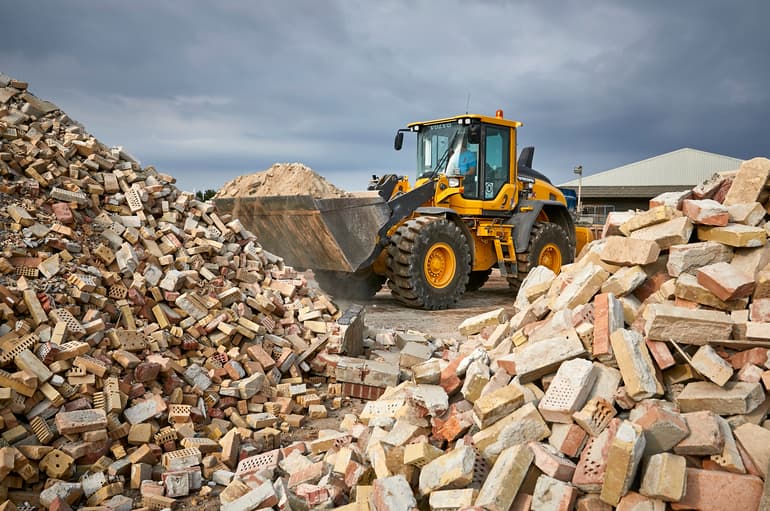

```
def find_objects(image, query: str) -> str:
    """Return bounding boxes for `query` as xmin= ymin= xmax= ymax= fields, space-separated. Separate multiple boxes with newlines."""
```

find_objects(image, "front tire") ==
xmin=386 ymin=217 xmax=471 ymax=310
xmin=507 ymin=222 xmax=573 ymax=291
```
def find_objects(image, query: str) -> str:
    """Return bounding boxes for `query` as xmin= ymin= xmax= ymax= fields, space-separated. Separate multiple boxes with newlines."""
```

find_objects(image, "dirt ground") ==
xmin=323 ymin=269 xmax=517 ymax=340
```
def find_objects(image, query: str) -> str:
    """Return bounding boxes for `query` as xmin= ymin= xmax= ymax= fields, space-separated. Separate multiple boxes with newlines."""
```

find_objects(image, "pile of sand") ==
xmin=216 ymin=162 xmax=351 ymax=198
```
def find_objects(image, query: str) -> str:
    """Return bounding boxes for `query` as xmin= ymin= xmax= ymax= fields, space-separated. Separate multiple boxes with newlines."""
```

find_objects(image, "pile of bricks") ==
xmin=7 ymin=74 xmax=770 ymax=511
xmin=329 ymin=158 xmax=770 ymax=511
xmin=0 ymin=75 xmax=380 ymax=509
xmin=257 ymin=159 xmax=770 ymax=511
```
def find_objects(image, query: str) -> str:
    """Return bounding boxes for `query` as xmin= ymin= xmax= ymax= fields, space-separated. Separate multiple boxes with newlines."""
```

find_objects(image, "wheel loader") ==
xmin=214 ymin=110 xmax=593 ymax=310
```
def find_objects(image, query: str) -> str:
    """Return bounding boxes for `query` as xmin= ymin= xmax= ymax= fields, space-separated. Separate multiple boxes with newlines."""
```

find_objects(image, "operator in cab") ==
xmin=446 ymin=136 xmax=479 ymax=198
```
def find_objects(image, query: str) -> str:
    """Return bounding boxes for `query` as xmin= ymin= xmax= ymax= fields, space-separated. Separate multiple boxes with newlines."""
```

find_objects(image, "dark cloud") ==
xmin=1 ymin=1 xmax=768 ymax=191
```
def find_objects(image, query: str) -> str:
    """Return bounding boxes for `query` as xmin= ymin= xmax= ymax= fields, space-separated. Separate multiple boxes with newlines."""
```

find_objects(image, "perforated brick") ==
xmin=108 ymin=284 xmax=127 ymax=299
xmin=15 ymin=266 xmax=38 ymax=277
xmin=573 ymin=397 xmax=617 ymax=436
xmin=236 ymin=449 xmax=280 ymax=476
xmin=50 ymin=187 xmax=88 ymax=204
xmin=0 ymin=334 xmax=37 ymax=364
xmin=360 ymin=399 xmax=406 ymax=423
xmin=162 ymin=448 xmax=202 ymax=470
xmin=125 ymin=188 xmax=143 ymax=212
xmin=51 ymin=308 xmax=86 ymax=337
xmin=538 ymin=358 xmax=597 ymax=423
xmin=30 ymin=416 xmax=54 ymax=444
xmin=168 ymin=404 xmax=192 ymax=424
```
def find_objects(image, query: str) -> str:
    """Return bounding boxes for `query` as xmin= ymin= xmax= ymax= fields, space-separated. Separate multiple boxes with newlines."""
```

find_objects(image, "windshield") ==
xmin=416 ymin=123 xmax=477 ymax=179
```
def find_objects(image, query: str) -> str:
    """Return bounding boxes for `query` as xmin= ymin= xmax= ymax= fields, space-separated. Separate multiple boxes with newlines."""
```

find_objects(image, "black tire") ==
xmin=386 ymin=216 xmax=471 ymax=310
xmin=313 ymin=269 xmax=386 ymax=300
xmin=507 ymin=222 xmax=573 ymax=291
xmin=466 ymin=269 xmax=492 ymax=292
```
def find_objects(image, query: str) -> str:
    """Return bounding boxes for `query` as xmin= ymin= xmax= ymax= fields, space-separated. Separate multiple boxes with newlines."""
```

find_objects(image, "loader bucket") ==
xmin=214 ymin=195 xmax=391 ymax=272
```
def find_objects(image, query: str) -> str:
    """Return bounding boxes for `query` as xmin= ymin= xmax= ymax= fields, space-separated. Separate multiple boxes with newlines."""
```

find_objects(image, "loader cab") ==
xmin=405 ymin=113 xmax=522 ymax=213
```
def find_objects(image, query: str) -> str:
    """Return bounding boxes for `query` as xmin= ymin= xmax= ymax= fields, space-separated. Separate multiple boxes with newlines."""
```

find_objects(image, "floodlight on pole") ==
xmin=573 ymin=165 xmax=583 ymax=213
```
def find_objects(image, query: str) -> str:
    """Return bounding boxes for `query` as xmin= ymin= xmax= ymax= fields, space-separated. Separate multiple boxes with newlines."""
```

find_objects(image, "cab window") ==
xmin=482 ymin=125 xmax=510 ymax=200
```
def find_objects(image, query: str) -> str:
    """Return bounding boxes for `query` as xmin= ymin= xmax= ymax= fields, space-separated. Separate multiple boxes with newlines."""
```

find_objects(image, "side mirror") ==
xmin=468 ymin=124 xmax=481 ymax=145
xmin=394 ymin=132 xmax=404 ymax=151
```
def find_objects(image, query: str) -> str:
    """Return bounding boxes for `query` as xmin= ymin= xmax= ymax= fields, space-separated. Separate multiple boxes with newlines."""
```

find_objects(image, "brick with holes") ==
xmin=538 ymin=358 xmax=597 ymax=423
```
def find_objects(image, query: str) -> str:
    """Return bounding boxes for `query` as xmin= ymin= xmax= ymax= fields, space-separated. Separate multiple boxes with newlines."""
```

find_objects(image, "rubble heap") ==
xmin=0 ymin=74 xmax=368 ymax=509
xmin=309 ymin=158 xmax=770 ymax=511
xmin=215 ymin=163 xmax=351 ymax=199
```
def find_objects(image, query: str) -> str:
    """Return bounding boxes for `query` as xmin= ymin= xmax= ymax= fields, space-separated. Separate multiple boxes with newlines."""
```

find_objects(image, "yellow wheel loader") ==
xmin=215 ymin=110 xmax=593 ymax=310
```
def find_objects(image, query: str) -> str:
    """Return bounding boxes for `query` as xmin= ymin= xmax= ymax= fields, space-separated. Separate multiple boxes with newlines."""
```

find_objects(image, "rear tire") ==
xmin=466 ymin=269 xmax=492 ymax=292
xmin=507 ymin=222 xmax=573 ymax=291
xmin=313 ymin=269 xmax=385 ymax=300
xmin=386 ymin=216 xmax=471 ymax=310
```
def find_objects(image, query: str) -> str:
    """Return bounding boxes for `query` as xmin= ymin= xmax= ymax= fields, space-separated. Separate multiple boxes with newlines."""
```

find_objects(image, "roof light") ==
xmin=496 ymin=109 xmax=504 ymax=119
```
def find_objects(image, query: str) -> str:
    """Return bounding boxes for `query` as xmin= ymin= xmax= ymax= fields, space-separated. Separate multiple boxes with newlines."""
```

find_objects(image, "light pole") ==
xmin=573 ymin=165 xmax=583 ymax=213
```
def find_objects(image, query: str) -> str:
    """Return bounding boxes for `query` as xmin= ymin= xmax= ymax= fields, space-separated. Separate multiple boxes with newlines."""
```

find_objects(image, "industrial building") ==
xmin=559 ymin=147 xmax=743 ymax=224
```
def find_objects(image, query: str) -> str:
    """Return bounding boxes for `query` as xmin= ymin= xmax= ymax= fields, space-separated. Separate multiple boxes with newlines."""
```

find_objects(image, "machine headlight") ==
xmin=448 ymin=177 xmax=461 ymax=188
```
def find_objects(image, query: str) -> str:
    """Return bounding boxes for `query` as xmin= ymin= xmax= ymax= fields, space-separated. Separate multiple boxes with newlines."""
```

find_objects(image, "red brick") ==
xmin=750 ymin=298 xmax=770 ymax=322
xmin=671 ymin=468 xmax=762 ymax=511
xmin=496 ymin=354 xmax=516 ymax=376
xmin=342 ymin=382 xmax=385 ymax=400
xmin=558 ymin=424 xmax=588 ymax=458
xmin=697 ymin=262 xmax=755 ymax=301
xmin=52 ymin=202 xmax=74 ymax=224
xmin=633 ymin=271 xmax=669 ymax=303
xmin=645 ymin=338 xmax=676 ymax=370
xmin=682 ymin=199 xmax=729 ymax=226
xmin=440 ymin=355 xmax=466 ymax=395
xmin=592 ymin=293 xmax=611 ymax=359
xmin=287 ymin=461 xmax=325 ymax=488
xmin=728 ymin=348 xmax=769 ymax=370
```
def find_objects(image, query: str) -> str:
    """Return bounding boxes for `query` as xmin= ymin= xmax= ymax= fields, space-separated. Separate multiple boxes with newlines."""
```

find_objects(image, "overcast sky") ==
xmin=2 ymin=1 xmax=769 ymax=193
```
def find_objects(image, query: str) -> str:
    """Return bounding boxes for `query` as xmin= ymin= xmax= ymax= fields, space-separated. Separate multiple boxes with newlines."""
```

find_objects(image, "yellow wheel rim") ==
xmin=424 ymin=242 xmax=456 ymax=289
xmin=538 ymin=243 xmax=562 ymax=272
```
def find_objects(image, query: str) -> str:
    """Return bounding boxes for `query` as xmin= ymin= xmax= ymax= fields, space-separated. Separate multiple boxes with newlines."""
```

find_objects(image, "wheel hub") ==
xmin=424 ymin=242 xmax=456 ymax=289
xmin=539 ymin=242 xmax=562 ymax=272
